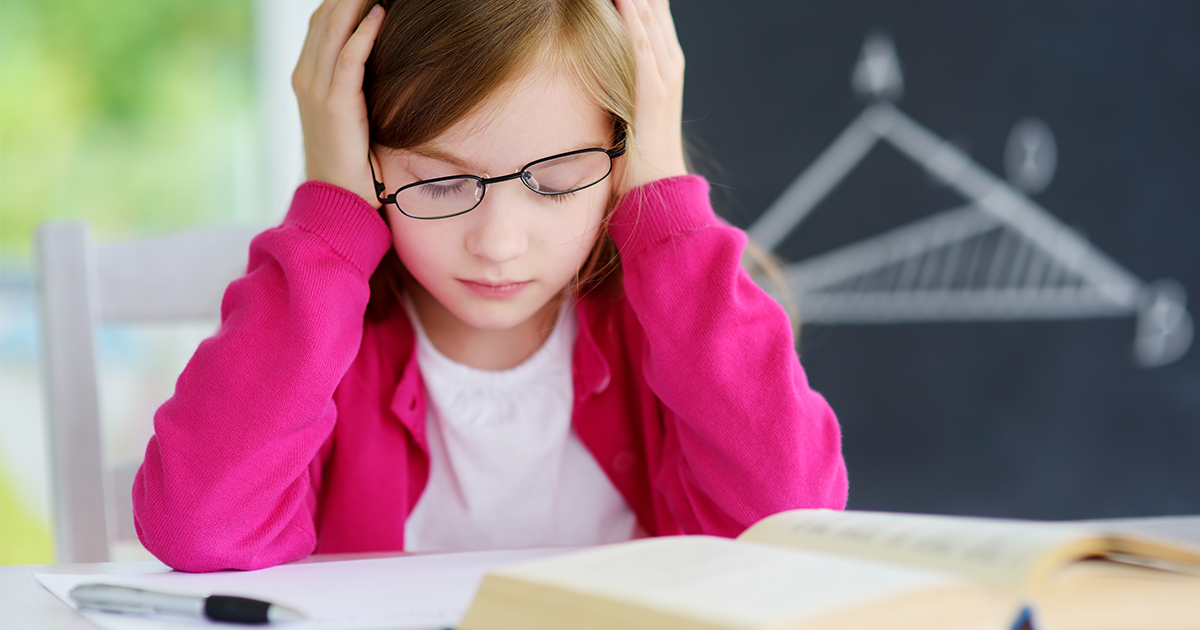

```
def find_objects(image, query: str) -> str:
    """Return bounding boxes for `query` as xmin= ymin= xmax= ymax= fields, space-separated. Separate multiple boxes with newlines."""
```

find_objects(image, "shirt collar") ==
xmin=388 ymin=294 xmax=613 ymax=448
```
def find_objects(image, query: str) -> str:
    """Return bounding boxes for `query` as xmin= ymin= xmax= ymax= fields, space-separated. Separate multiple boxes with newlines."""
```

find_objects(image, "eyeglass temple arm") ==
xmin=608 ymin=129 xmax=628 ymax=158
xmin=368 ymin=153 xmax=395 ymax=205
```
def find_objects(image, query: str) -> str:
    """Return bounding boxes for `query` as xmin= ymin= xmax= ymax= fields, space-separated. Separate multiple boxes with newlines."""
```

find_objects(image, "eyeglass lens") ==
xmin=395 ymin=150 xmax=613 ymax=219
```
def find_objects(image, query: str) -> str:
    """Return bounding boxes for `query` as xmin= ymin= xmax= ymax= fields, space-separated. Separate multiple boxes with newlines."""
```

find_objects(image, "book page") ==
xmin=1035 ymin=559 xmax=1200 ymax=630
xmin=738 ymin=510 xmax=1104 ymax=592
xmin=463 ymin=536 xmax=1015 ymax=630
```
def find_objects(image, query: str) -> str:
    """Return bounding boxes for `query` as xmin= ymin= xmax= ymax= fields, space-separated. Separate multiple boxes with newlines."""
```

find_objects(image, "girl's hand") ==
xmin=614 ymin=0 xmax=689 ymax=193
xmin=292 ymin=0 xmax=385 ymax=207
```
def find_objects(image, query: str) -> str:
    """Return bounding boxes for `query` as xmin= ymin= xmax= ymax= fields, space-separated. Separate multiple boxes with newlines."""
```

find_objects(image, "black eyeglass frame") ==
xmin=369 ymin=143 xmax=627 ymax=220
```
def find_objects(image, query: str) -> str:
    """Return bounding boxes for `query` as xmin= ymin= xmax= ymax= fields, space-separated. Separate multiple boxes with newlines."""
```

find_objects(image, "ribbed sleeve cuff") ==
xmin=284 ymin=181 xmax=393 ymax=278
xmin=608 ymin=175 xmax=720 ymax=260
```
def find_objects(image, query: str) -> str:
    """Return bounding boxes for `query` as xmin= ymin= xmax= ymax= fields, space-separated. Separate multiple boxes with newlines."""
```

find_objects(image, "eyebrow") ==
xmin=408 ymin=140 xmax=613 ymax=174
xmin=407 ymin=145 xmax=475 ymax=172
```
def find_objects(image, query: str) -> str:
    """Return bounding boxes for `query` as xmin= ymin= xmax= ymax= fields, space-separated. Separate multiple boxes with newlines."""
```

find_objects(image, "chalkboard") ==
xmin=673 ymin=0 xmax=1200 ymax=519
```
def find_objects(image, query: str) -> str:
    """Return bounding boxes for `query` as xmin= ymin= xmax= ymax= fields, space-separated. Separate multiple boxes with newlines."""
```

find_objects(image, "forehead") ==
xmin=421 ymin=63 xmax=611 ymax=169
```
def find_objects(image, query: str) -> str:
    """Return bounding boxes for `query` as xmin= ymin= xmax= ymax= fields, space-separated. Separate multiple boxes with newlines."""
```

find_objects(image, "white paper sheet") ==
xmin=37 ymin=547 xmax=576 ymax=630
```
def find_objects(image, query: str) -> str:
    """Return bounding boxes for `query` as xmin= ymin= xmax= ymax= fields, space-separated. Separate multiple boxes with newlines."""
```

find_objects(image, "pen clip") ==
xmin=77 ymin=601 xmax=158 ymax=615
xmin=71 ymin=584 xmax=158 ymax=615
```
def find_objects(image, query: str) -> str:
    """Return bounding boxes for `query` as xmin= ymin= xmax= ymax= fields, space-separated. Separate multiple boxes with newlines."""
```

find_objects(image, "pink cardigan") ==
xmin=133 ymin=175 xmax=848 ymax=572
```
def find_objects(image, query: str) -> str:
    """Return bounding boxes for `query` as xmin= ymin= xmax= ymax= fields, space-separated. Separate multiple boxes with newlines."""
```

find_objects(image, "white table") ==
xmin=1 ymin=551 xmax=401 ymax=629
xmin=4 ymin=517 xmax=1198 ymax=629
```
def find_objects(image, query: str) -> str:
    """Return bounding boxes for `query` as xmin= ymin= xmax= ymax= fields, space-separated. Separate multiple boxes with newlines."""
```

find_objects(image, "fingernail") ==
xmin=367 ymin=4 xmax=381 ymax=18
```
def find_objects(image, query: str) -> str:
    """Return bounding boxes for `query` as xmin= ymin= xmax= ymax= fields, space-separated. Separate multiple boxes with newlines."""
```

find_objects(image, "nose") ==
xmin=464 ymin=180 xmax=529 ymax=264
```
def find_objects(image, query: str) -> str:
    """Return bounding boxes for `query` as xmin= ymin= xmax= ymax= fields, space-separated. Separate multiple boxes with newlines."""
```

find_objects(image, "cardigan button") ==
xmin=613 ymin=451 xmax=637 ymax=474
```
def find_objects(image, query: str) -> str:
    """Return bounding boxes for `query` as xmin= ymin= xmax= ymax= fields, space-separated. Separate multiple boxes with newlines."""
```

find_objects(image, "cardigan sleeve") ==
xmin=608 ymin=175 xmax=849 ymax=536
xmin=132 ymin=182 xmax=393 ymax=572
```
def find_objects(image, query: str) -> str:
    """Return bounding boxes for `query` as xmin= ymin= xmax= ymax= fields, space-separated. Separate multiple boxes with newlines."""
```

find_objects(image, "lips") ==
xmin=458 ymin=278 xmax=531 ymax=299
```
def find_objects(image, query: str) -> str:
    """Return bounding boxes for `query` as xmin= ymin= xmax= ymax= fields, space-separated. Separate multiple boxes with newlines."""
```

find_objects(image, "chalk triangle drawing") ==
xmin=747 ymin=33 xmax=1192 ymax=368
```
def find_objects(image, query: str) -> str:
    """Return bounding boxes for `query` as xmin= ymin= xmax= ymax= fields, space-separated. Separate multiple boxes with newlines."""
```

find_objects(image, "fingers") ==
xmin=314 ymin=0 xmax=375 ymax=90
xmin=292 ymin=0 xmax=385 ymax=206
xmin=614 ymin=0 xmax=649 ymax=57
xmin=291 ymin=0 xmax=326 ymax=93
xmin=613 ymin=0 xmax=688 ymax=191
xmin=645 ymin=0 xmax=684 ymax=78
xmin=615 ymin=0 xmax=683 ymax=84
xmin=653 ymin=0 xmax=685 ymax=68
xmin=309 ymin=0 xmax=338 ymax=31
xmin=614 ymin=0 xmax=658 ymax=86
xmin=637 ymin=1 xmax=670 ymax=81
xmin=293 ymin=0 xmax=338 ymax=93
xmin=330 ymin=4 xmax=385 ymax=104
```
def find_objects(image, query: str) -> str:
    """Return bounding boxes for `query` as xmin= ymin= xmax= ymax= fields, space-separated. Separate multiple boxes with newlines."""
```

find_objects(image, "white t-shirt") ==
xmin=402 ymin=298 xmax=638 ymax=552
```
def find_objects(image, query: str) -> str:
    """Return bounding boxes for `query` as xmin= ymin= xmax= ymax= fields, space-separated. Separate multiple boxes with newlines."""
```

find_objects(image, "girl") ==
xmin=133 ymin=0 xmax=847 ymax=572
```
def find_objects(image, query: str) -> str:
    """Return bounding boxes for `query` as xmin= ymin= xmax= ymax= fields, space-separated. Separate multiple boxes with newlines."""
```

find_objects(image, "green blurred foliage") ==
xmin=1 ymin=0 xmax=258 ymax=259
xmin=0 ymin=467 xmax=54 ymax=565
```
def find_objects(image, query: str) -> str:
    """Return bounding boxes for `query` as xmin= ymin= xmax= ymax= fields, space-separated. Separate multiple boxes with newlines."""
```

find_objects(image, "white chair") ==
xmin=34 ymin=221 xmax=261 ymax=563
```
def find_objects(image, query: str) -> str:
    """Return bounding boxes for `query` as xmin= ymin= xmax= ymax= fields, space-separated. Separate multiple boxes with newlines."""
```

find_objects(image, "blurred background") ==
xmin=674 ymin=0 xmax=1199 ymax=522
xmin=1 ymin=0 xmax=309 ymax=564
xmin=1 ymin=0 xmax=1197 ymax=565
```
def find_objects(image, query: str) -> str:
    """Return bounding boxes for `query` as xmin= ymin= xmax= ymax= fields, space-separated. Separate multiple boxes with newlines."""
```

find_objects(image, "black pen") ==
xmin=70 ymin=583 xmax=305 ymax=625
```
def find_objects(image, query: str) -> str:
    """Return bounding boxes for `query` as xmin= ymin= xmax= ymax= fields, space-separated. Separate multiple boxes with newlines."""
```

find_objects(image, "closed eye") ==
xmin=421 ymin=180 xmax=471 ymax=199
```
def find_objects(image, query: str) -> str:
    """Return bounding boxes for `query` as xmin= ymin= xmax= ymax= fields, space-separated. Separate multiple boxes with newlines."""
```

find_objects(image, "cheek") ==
xmin=537 ymin=194 xmax=608 ymax=288
xmin=387 ymin=209 xmax=455 ymax=277
xmin=546 ymin=188 xmax=608 ymax=259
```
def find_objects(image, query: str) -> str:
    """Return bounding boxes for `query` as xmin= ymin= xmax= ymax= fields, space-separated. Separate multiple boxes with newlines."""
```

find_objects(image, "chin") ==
xmin=448 ymin=299 xmax=546 ymax=332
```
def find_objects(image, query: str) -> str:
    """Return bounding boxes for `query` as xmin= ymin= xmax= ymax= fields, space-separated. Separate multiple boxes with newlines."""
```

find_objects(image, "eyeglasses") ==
xmin=371 ymin=143 xmax=627 ymax=220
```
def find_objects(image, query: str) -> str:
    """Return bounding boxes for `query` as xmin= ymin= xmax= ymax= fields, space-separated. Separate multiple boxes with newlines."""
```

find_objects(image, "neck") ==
xmin=406 ymin=281 xmax=561 ymax=371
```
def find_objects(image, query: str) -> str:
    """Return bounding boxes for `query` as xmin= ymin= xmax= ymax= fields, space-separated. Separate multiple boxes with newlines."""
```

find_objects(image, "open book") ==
xmin=458 ymin=509 xmax=1200 ymax=630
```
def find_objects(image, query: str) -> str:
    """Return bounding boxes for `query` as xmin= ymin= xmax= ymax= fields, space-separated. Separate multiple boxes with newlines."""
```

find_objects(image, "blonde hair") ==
xmin=361 ymin=0 xmax=636 ymax=320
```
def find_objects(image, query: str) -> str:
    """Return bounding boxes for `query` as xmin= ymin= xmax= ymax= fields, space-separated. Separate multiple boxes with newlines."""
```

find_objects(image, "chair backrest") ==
xmin=34 ymin=221 xmax=261 ymax=563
